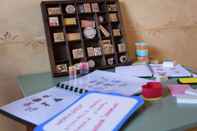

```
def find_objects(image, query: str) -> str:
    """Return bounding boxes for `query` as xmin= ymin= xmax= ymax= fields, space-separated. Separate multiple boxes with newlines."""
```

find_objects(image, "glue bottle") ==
xmin=79 ymin=62 xmax=89 ymax=76
xmin=69 ymin=66 xmax=77 ymax=80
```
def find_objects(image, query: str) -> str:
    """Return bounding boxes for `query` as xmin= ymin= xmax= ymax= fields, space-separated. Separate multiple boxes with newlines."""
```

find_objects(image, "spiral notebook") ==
xmin=56 ymin=70 xmax=150 ymax=96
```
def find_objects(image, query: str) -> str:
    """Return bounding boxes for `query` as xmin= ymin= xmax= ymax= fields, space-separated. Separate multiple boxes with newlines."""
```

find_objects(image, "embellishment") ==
xmin=109 ymin=13 xmax=118 ymax=22
xmin=101 ymin=40 xmax=114 ymax=55
xmin=56 ymin=64 xmax=67 ymax=73
xmin=53 ymin=32 xmax=65 ymax=43
xmin=81 ymin=20 xmax=95 ymax=28
xmin=49 ymin=17 xmax=59 ymax=27
xmin=88 ymin=60 xmax=96 ymax=68
xmin=99 ymin=25 xmax=110 ymax=38
xmin=113 ymin=29 xmax=121 ymax=37
xmin=107 ymin=58 xmax=114 ymax=65
xmin=120 ymin=55 xmax=128 ymax=64
xmin=87 ymin=47 xmax=95 ymax=57
xmin=108 ymin=4 xmax=118 ymax=12
xmin=83 ymin=3 xmax=92 ymax=13
xmin=64 ymin=18 xmax=77 ymax=26
xmin=83 ymin=27 xmax=97 ymax=39
xmin=91 ymin=3 xmax=100 ymax=12
xmin=94 ymin=47 xmax=102 ymax=56
xmin=67 ymin=33 xmax=81 ymax=41
xmin=118 ymin=43 xmax=126 ymax=53
xmin=65 ymin=5 xmax=76 ymax=14
xmin=72 ymin=48 xmax=84 ymax=59
xmin=54 ymin=98 xmax=63 ymax=102
xmin=47 ymin=7 xmax=61 ymax=15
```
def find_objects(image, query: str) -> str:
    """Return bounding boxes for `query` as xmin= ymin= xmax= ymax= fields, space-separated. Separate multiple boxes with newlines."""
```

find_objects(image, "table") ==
xmin=15 ymin=71 xmax=197 ymax=131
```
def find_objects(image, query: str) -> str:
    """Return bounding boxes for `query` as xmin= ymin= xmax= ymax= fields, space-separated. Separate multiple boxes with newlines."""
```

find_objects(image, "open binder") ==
xmin=34 ymin=92 xmax=144 ymax=131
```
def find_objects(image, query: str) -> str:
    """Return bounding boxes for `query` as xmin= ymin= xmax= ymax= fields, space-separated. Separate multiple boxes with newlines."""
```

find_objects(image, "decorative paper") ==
xmin=81 ymin=20 xmax=95 ymax=28
xmin=53 ymin=32 xmax=65 ymax=43
xmin=91 ymin=3 xmax=100 ymax=12
xmin=67 ymin=33 xmax=81 ymax=41
xmin=72 ymin=48 xmax=84 ymax=59
xmin=101 ymin=40 xmax=114 ymax=55
xmin=64 ymin=18 xmax=77 ymax=26
xmin=108 ymin=4 xmax=118 ymax=12
xmin=94 ymin=47 xmax=102 ymax=56
xmin=47 ymin=7 xmax=62 ymax=15
xmin=84 ymin=3 xmax=92 ymax=13
xmin=113 ymin=29 xmax=121 ymax=36
xmin=109 ymin=13 xmax=118 ymax=22
xmin=87 ymin=47 xmax=95 ymax=57
xmin=118 ymin=43 xmax=126 ymax=53
xmin=49 ymin=17 xmax=59 ymax=27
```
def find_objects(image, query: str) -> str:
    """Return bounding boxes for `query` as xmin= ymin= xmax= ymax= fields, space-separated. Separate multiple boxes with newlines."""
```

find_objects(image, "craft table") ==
xmin=10 ymin=71 xmax=197 ymax=131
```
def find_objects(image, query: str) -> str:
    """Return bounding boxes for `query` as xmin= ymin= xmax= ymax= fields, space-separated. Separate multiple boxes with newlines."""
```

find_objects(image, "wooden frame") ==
xmin=41 ymin=0 xmax=131 ymax=77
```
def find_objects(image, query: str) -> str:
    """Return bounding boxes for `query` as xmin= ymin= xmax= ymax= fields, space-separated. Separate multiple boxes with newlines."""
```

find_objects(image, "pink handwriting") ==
xmin=104 ymin=103 xmax=119 ymax=117
xmin=92 ymin=119 xmax=105 ymax=131
xmin=73 ymin=117 xmax=91 ymax=131
xmin=56 ymin=104 xmax=83 ymax=125
xmin=89 ymin=99 xmax=102 ymax=109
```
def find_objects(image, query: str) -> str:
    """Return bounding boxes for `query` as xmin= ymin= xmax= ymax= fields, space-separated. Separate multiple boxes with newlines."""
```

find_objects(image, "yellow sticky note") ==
xmin=64 ymin=18 xmax=77 ymax=25
xmin=178 ymin=78 xmax=197 ymax=84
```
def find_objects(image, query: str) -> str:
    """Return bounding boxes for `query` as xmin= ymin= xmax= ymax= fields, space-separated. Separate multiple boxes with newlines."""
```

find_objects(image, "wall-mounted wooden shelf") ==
xmin=41 ymin=0 xmax=131 ymax=77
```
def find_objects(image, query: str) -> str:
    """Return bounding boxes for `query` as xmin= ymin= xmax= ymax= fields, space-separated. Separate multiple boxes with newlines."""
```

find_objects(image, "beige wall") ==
xmin=120 ymin=0 xmax=197 ymax=67
xmin=0 ymin=0 xmax=196 ymax=131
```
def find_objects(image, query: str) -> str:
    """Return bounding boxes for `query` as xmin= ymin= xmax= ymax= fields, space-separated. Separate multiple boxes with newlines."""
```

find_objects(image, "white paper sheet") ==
xmin=0 ymin=87 xmax=81 ymax=125
xmin=40 ymin=93 xmax=139 ymax=131
xmin=193 ymin=73 xmax=197 ymax=78
xmin=115 ymin=64 xmax=153 ymax=77
xmin=62 ymin=70 xmax=150 ymax=96
xmin=150 ymin=64 xmax=192 ymax=77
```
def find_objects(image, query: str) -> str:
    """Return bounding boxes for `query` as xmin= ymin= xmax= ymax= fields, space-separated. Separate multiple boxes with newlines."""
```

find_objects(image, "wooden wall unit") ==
xmin=41 ymin=0 xmax=130 ymax=77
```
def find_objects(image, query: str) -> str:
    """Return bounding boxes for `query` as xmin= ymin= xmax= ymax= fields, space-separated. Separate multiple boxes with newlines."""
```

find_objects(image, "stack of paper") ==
xmin=150 ymin=64 xmax=192 ymax=78
xmin=168 ymin=84 xmax=197 ymax=104
xmin=115 ymin=64 xmax=153 ymax=77
xmin=115 ymin=64 xmax=192 ymax=78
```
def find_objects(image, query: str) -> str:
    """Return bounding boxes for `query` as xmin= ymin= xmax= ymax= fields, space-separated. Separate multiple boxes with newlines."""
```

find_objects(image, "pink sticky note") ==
xmin=168 ymin=84 xmax=190 ymax=96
